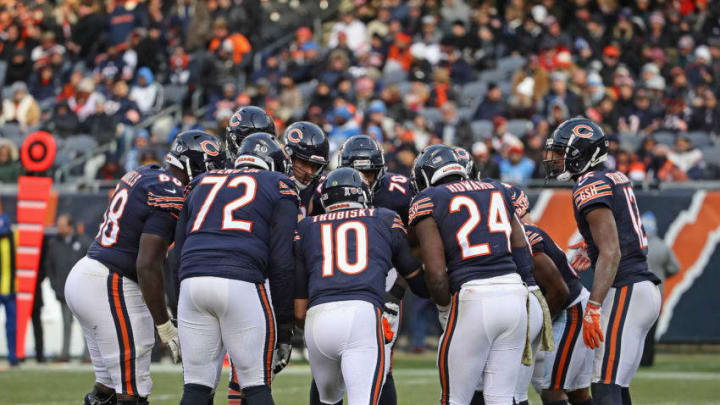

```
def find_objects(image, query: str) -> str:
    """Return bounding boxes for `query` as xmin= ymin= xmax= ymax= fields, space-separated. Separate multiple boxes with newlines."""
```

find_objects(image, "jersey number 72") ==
xmin=190 ymin=175 xmax=257 ymax=232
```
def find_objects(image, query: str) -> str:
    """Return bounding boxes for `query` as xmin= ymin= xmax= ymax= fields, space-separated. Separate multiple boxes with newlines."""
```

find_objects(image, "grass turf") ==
xmin=1 ymin=353 xmax=719 ymax=405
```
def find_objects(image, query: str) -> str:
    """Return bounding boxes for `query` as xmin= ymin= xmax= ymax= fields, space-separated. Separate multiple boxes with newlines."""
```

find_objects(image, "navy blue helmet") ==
xmin=411 ymin=145 xmax=468 ymax=193
xmin=283 ymin=121 xmax=329 ymax=188
xmin=543 ymin=117 xmax=608 ymax=181
xmin=320 ymin=167 xmax=372 ymax=212
xmin=454 ymin=146 xmax=479 ymax=180
xmin=226 ymin=106 xmax=276 ymax=159
xmin=165 ymin=130 xmax=224 ymax=181
xmin=234 ymin=133 xmax=291 ymax=175
xmin=338 ymin=135 xmax=386 ymax=190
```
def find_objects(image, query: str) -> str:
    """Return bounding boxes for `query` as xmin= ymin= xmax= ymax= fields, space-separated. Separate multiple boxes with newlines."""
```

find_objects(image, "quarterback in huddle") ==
xmin=66 ymin=106 xmax=659 ymax=405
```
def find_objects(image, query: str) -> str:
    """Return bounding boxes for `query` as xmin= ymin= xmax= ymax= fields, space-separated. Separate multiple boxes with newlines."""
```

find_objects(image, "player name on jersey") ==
xmin=311 ymin=208 xmax=375 ymax=222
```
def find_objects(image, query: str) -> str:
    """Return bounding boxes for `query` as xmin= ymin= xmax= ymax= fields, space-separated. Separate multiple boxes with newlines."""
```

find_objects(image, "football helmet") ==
xmin=543 ymin=117 xmax=608 ymax=181
xmin=234 ymin=133 xmax=291 ymax=175
xmin=337 ymin=135 xmax=386 ymax=191
xmin=320 ymin=167 xmax=372 ymax=212
xmin=411 ymin=145 xmax=468 ymax=193
xmin=165 ymin=130 xmax=225 ymax=181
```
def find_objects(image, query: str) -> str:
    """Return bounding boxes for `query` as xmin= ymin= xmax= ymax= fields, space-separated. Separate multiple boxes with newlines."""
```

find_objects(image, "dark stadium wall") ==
xmin=1 ymin=190 xmax=719 ymax=343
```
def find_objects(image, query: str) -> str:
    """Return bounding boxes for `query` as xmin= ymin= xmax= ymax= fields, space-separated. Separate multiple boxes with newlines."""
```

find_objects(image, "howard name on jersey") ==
xmin=572 ymin=169 xmax=660 ymax=287
xmin=176 ymin=167 xmax=299 ymax=283
xmin=308 ymin=173 xmax=414 ymax=223
xmin=87 ymin=164 xmax=185 ymax=282
xmin=525 ymin=224 xmax=583 ymax=307
xmin=295 ymin=207 xmax=421 ymax=309
xmin=409 ymin=179 xmax=517 ymax=293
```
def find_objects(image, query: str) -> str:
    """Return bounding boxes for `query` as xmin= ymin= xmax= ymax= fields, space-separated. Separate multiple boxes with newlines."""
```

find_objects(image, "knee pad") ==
xmin=180 ymin=383 xmax=213 ymax=405
xmin=84 ymin=389 xmax=116 ymax=405
xmin=243 ymin=385 xmax=274 ymax=405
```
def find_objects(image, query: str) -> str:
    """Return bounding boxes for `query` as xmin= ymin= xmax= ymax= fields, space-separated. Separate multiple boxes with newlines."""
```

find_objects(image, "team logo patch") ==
xmin=572 ymin=124 xmax=594 ymax=139
xmin=201 ymin=140 xmax=220 ymax=156
xmin=229 ymin=111 xmax=243 ymax=128
xmin=287 ymin=128 xmax=303 ymax=143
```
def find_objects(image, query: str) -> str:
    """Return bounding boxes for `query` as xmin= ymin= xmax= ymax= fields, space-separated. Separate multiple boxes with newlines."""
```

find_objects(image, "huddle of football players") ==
xmin=65 ymin=104 xmax=659 ymax=405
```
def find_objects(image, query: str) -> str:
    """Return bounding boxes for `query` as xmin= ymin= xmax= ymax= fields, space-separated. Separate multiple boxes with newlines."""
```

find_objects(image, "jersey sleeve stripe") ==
xmin=572 ymin=181 xmax=611 ymax=197
xmin=575 ymin=191 xmax=613 ymax=208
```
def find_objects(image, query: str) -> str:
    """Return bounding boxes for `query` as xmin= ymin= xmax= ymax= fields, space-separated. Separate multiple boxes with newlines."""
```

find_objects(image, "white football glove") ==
xmin=437 ymin=304 xmax=450 ymax=331
xmin=156 ymin=320 xmax=181 ymax=364
xmin=383 ymin=302 xmax=400 ymax=344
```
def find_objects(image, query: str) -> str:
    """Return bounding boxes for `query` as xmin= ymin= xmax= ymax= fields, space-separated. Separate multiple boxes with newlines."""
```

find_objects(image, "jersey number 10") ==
xmin=321 ymin=221 xmax=368 ymax=277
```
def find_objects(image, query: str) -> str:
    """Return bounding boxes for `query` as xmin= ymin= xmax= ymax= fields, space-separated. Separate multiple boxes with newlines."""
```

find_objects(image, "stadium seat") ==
xmin=163 ymin=84 xmax=188 ymax=107
xmin=61 ymin=135 xmax=98 ymax=159
xmin=619 ymin=133 xmax=643 ymax=151
xmin=479 ymin=69 xmax=505 ymax=84
xmin=0 ymin=60 xmax=7 ymax=88
xmin=459 ymin=80 xmax=487 ymax=109
xmin=687 ymin=131 xmax=713 ymax=148
xmin=396 ymin=81 xmax=412 ymax=96
xmin=507 ymin=119 xmax=532 ymax=137
xmin=422 ymin=108 xmax=443 ymax=124
xmin=496 ymin=56 xmax=526 ymax=79
xmin=383 ymin=68 xmax=408 ymax=85
xmin=471 ymin=120 xmax=493 ymax=141
xmin=0 ymin=123 xmax=24 ymax=147
xmin=653 ymin=132 xmax=675 ymax=146
xmin=298 ymin=80 xmax=317 ymax=102
xmin=458 ymin=107 xmax=474 ymax=121
xmin=703 ymin=146 xmax=720 ymax=166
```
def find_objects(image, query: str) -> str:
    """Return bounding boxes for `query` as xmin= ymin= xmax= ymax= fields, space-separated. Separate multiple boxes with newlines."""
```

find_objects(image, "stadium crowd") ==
xmin=1 ymin=0 xmax=720 ymax=185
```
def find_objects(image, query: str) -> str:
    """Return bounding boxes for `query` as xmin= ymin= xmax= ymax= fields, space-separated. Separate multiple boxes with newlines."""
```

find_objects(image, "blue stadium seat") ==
xmin=506 ymin=119 xmax=532 ymax=137
xmin=422 ymin=108 xmax=443 ymax=124
xmin=163 ymin=84 xmax=187 ymax=107
xmin=687 ymin=131 xmax=713 ymax=148
xmin=0 ymin=123 xmax=24 ymax=147
xmin=459 ymin=80 xmax=487 ymax=109
xmin=383 ymin=68 xmax=408 ymax=85
xmin=497 ymin=56 xmax=526 ymax=79
xmin=458 ymin=107 xmax=474 ymax=121
xmin=653 ymin=132 xmax=675 ymax=146
xmin=61 ymin=135 xmax=98 ymax=159
xmin=619 ymin=133 xmax=643 ymax=151
xmin=471 ymin=120 xmax=493 ymax=141
xmin=479 ymin=69 xmax=505 ymax=84
xmin=298 ymin=80 xmax=317 ymax=102
xmin=704 ymin=146 xmax=720 ymax=166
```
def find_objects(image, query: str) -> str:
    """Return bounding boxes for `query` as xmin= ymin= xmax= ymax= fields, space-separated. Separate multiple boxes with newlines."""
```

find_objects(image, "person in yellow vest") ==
xmin=0 ymin=213 xmax=17 ymax=366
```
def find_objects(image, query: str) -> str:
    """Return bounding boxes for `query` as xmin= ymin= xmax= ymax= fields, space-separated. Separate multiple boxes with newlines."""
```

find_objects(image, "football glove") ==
xmin=156 ymin=320 xmax=181 ymax=363
xmin=382 ymin=302 xmax=400 ymax=344
xmin=582 ymin=300 xmax=604 ymax=349
xmin=569 ymin=240 xmax=592 ymax=272
xmin=273 ymin=323 xmax=294 ymax=375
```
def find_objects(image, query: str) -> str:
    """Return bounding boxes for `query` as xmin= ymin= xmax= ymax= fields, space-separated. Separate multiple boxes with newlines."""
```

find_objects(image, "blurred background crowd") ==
xmin=1 ymin=0 xmax=720 ymax=187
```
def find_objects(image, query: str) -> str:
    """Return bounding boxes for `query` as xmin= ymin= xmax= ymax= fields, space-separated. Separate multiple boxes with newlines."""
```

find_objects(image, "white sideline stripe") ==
xmin=17 ymin=201 xmax=47 ymax=209
xmin=17 ymin=246 xmax=40 ymax=255
xmin=17 ymin=223 xmax=43 ymax=232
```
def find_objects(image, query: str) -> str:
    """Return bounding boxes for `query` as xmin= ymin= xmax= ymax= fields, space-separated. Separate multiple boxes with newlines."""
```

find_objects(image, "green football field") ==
xmin=1 ymin=353 xmax=719 ymax=405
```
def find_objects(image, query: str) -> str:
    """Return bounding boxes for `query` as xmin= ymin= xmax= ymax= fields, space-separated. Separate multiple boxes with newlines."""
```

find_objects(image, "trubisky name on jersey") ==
xmin=312 ymin=208 xmax=376 ymax=222
xmin=443 ymin=180 xmax=497 ymax=193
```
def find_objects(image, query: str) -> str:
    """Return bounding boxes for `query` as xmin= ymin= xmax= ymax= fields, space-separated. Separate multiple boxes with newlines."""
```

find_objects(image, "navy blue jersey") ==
xmin=525 ymin=224 xmax=583 ymax=307
xmin=572 ymin=169 xmax=660 ymax=287
xmin=175 ymin=167 xmax=299 ymax=324
xmin=87 ymin=165 xmax=184 ymax=282
xmin=295 ymin=207 xmax=420 ymax=309
xmin=409 ymin=179 xmax=517 ymax=293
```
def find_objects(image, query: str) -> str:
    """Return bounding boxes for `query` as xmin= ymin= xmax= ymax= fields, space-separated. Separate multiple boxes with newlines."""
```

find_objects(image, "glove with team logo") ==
xmin=437 ymin=304 xmax=450 ymax=331
xmin=382 ymin=302 xmax=400 ymax=344
xmin=569 ymin=240 xmax=592 ymax=271
xmin=157 ymin=320 xmax=181 ymax=363
xmin=273 ymin=323 xmax=294 ymax=375
xmin=582 ymin=300 xmax=604 ymax=349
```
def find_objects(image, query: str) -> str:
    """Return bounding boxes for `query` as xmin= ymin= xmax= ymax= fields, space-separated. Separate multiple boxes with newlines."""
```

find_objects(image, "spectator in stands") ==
xmin=129 ymin=67 xmax=162 ymax=115
xmin=328 ymin=105 xmax=362 ymax=153
xmin=473 ymin=82 xmax=506 ymax=121
xmin=0 ymin=140 xmax=21 ymax=183
xmin=660 ymin=97 xmax=692 ymax=133
xmin=0 ymin=213 xmax=17 ymax=366
xmin=28 ymin=65 xmax=59 ymax=106
xmin=307 ymin=81 xmax=334 ymax=116
xmin=499 ymin=141 xmax=535 ymax=186
xmin=668 ymin=135 xmax=705 ymax=180
xmin=1 ymin=82 xmax=41 ymax=131
xmin=68 ymin=77 xmax=104 ymax=123
xmin=168 ymin=110 xmax=202 ymax=144
xmin=490 ymin=116 xmax=519 ymax=156
xmin=690 ymin=87 xmax=720 ymax=133
xmin=106 ymin=80 xmax=142 ymax=126
xmin=434 ymin=101 xmax=473 ymax=152
xmin=428 ymin=68 xmax=457 ymax=107
xmin=208 ymin=17 xmax=252 ymax=66
xmin=640 ymin=211 xmax=679 ymax=367
xmin=686 ymin=45 xmax=714 ymax=87
xmin=44 ymin=213 xmax=91 ymax=362
xmin=6 ymin=49 xmax=33 ymax=86
xmin=277 ymin=75 xmax=304 ymax=122
xmin=364 ymin=100 xmax=393 ymax=143
xmin=47 ymin=101 xmax=80 ymax=138
xmin=471 ymin=141 xmax=500 ymax=179
xmin=329 ymin=4 xmax=367 ymax=56
xmin=82 ymin=95 xmax=117 ymax=145
xmin=543 ymin=71 xmax=583 ymax=117
xmin=387 ymin=32 xmax=413 ymax=72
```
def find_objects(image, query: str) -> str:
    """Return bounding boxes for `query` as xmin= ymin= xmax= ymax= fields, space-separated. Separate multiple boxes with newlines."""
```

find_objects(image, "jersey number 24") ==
xmin=450 ymin=191 xmax=512 ymax=259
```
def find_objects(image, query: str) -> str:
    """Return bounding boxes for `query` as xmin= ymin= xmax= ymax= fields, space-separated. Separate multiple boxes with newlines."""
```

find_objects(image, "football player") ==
xmin=65 ymin=130 xmax=223 ymax=405
xmin=306 ymin=135 xmax=416 ymax=405
xmin=282 ymin=121 xmax=330 ymax=216
xmin=174 ymin=133 xmax=298 ymax=405
xmin=294 ymin=167 xmax=429 ymax=405
xmin=225 ymin=106 xmax=277 ymax=161
xmin=468 ymin=182 xmax=567 ymax=405
xmin=544 ymin=118 xmax=661 ymax=405
xmin=409 ymin=145 xmax=531 ymax=405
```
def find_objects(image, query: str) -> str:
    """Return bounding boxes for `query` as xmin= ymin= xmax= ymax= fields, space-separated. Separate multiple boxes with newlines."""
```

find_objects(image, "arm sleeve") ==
xmin=293 ymin=229 xmax=309 ymax=299
xmin=268 ymin=197 xmax=299 ymax=326
xmin=385 ymin=212 xmax=429 ymax=298
xmin=573 ymin=178 xmax=614 ymax=217
xmin=526 ymin=230 xmax=546 ymax=256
